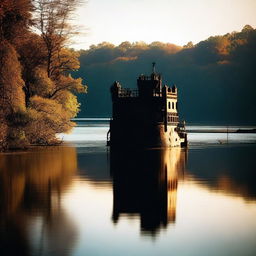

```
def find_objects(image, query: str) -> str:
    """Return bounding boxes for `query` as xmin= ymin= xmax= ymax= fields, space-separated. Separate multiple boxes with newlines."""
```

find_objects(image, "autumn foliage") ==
xmin=0 ymin=0 xmax=86 ymax=150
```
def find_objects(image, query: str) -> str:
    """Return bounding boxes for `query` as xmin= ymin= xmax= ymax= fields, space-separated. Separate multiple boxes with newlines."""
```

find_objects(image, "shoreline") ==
xmin=187 ymin=128 xmax=256 ymax=133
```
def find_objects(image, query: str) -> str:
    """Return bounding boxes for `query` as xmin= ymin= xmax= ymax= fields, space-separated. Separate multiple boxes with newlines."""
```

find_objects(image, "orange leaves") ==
xmin=0 ymin=41 xmax=25 ymax=112
xmin=0 ymin=0 xmax=85 ymax=150
xmin=215 ymin=37 xmax=230 ymax=56
xmin=29 ymin=95 xmax=62 ymax=117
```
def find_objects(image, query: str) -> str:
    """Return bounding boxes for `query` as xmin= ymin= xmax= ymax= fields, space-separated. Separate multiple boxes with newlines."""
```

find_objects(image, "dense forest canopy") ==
xmin=75 ymin=25 xmax=256 ymax=125
xmin=0 ymin=0 xmax=86 ymax=150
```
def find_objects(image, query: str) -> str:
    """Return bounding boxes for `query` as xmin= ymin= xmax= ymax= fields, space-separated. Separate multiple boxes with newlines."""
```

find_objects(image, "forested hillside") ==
xmin=75 ymin=25 xmax=256 ymax=125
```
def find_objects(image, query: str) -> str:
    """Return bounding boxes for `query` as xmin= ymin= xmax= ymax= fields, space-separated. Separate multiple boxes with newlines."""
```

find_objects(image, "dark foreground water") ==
xmin=1 ymin=122 xmax=256 ymax=256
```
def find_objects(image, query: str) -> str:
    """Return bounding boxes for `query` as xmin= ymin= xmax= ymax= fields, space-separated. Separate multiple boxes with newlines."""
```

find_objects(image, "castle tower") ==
xmin=137 ymin=63 xmax=162 ymax=97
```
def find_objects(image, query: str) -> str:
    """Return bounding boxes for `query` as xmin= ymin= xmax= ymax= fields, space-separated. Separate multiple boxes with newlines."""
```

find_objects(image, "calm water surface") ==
xmin=1 ymin=121 xmax=256 ymax=256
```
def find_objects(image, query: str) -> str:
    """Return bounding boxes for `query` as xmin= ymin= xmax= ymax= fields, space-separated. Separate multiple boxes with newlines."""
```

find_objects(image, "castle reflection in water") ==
xmin=0 ymin=146 xmax=188 ymax=255
xmin=110 ymin=148 xmax=187 ymax=236
xmin=1 ymin=143 xmax=256 ymax=256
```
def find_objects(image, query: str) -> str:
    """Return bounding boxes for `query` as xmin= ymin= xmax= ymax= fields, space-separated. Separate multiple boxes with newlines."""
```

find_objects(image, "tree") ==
xmin=0 ymin=0 xmax=86 ymax=150
xmin=183 ymin=41 xmax=194 ymax=48
xmin=24 ymin=0 xmax=87 ymax=144
xmin=0 ymin=1 xmax=32 ymax=150
xmin=33 ymin=0 xmax=81 ymax=78
xmin=14 ymin=0 xmax=87 ymax=145
xmin=242 ymin=24 xmax=254 ymax=32
xmin=17 ymin=33 xmax=47 ymax=105
xmin=0 ymin=0 xmax=32 ymax=43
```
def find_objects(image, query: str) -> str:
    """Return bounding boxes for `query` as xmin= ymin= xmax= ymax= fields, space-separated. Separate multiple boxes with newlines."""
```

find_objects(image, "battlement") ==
xmin=164 ymin=85 xmax=178 ymax=99
xmin=138 ymin=73 xmax=162 ymax=81
xmin=114 ymin=88 xmax=175 ymax=98
xmin=111 ymin=81 xmax=177 ymax=99
xmin=118 ymin=88 xmax=139 ymax=97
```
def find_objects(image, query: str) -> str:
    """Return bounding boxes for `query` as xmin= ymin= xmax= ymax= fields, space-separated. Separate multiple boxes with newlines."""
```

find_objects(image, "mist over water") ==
xmin=1 ymin=120 xmax=256 ymax=256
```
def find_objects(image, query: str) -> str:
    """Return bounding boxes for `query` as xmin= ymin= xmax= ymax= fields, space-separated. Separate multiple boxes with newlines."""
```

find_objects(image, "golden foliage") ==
xmin=150 ymin=41 xmax=182 ymax=54
xmin=0 ymin=0 xmax=32 ymax=43
xmin=0 ymin=42 xmax=28 ymax=149
xmin=51 ymin=74 xmax=86 ymax=97
xmin=0 ymin=146 xmax=77 ymax=214
xmin=215 ymin=37 xmax=230 ymax=56
xmin=0 ymin=119 xmax=8 ymax=150
xmin=51 ymin=48 xmax=81 ymax=77
xmin=30 ymin=68 xmax=55 ymax=97
xmin=0 ymin=41 xmax=25 ymax=112
xmin=55 ymin=91 xmax=80 ymax=118
xmin=112 ymin=56 xmax=138 ymax=63
xmin=25 ymin=96 xmax=75 ymax=144
xmin=0 ymin=0 xmax=86 ymax=150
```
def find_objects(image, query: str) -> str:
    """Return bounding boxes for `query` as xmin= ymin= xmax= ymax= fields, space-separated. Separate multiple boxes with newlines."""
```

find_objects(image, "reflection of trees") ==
xmin=187 ymin=146 xmax=256 ymax=201
xmin=0 ymin=146 xmax=77 ymax=256
xmin=110 ymin=148 xmax=187 ymax=236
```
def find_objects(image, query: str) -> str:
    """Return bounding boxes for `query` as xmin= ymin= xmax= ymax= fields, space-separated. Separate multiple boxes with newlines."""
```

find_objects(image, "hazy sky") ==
xmin=73 ymin=0 xmax=256 ymax=49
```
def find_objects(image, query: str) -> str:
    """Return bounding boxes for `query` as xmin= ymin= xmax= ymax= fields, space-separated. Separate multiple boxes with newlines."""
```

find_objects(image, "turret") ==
xmin=137 ymin=63 xmax=162 ymax=97
xmin=171 ymin=85 xmax=177 ymax=94
xmin=110 ymin=81 xmax=121 ymax=100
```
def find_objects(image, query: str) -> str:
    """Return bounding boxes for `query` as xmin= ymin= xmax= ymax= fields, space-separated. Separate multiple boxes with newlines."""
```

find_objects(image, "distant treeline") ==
xmin=75 ymin=25 xmax=256 ymax=125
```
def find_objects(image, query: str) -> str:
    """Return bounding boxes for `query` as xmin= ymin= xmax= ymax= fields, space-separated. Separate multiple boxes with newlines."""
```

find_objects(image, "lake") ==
xmin=0 ymin=120 xmax=256 ymax=256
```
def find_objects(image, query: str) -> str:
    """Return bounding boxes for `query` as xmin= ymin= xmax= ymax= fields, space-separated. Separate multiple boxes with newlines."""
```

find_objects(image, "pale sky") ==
xmin=73 ymin=0 xmax=256 ymax=49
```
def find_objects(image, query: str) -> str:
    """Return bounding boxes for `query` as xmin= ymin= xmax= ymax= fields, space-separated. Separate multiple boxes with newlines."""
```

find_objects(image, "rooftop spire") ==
xmin=152 ymin=62 xmax=156 ymax=74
